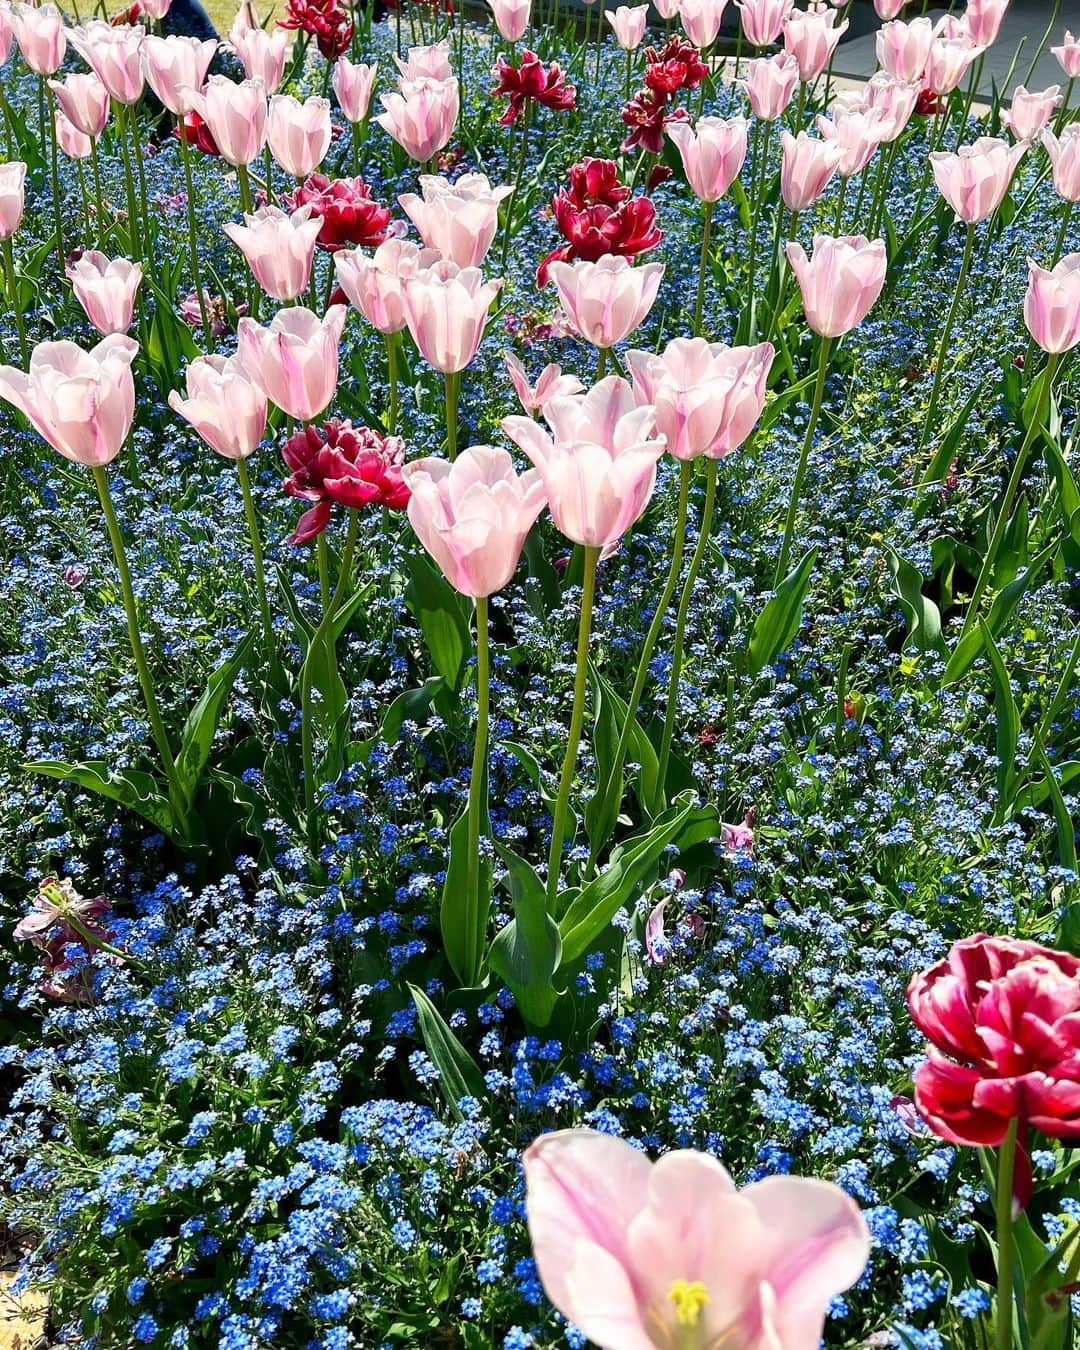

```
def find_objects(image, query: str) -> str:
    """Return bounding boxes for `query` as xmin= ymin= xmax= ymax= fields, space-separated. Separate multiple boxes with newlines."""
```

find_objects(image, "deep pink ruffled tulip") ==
xmin=399 ymin=172 xmax=512 ymax=268
xmin=626 ymin=336 xmax=774 ymax=460
xmin=222 ymin=204 xmax=322 ymax=302
xmin=267 ymin=93 xmax=332 ymax=178
xmin=876 ymin=16 xmax=934 ymax=82
xmin=191 ymin=75 xmax=268 ymax=166
xmin=332 ymin=54 xmax=377 ymax=122
xmin=523 ymin=1129 xmax=871 ymax=1350
xmin=1052 ymin=30 xmax=1080 ymax=78
xmin=488 ymin=0 xmax=530 ymax=42
xmin=783 ymin=5 xmax=847 ymax=82
xmin=236 ymin=304 xmax=347 ymax=422
xmin=816 ymin=108 xmax=882 ymax=178
xmin=548 ymin=253 xmax=664 ymax=349
xmin=401 ymin=260 xmax=502 ymax=374
xmin=504 ymin=352 xmax=583 ymax=415
xmin=739 ymin=50 xmax=799 ymax=120
xmin=393 ymin=39 xmax=453 ymax=83
xmin=502 ymin=376 xmax=665 ymax=548
xmin=1042 ymin=125 xmax=1080 ymax=202
xmin=779 ymin=129 xmax=842 ymax=210
xmin=12 ymin=2 xmax=65 ymax=75
xmin=678 ymin=0 xmax=729 ymax=50
xmin=230 ymin=24 xmax=289 ymax=93
xmin=48 ymin=73 xmax=109 ymax=138
xmin=930 ymin=135 xmax=1027 ymax=222
xmin=964 ymin=0 xmax=1009 ymax=48
xmin=1002 ymin=84 xmax=1061 ymax=141
xmin=1024 ymin=253 xmax=1080 ymax=353
xmin=0 ymin=334 xmax=138 ymax=466
xmin=67 ymin=251 xmax=142 ymax=335
xmin=735 ymin=0 xmax=791 ymax=49
xmin=666 ymin=114 xmax=747 ymax=203
xmin=0 ymin=160 xmax=26 ymax=238
xmin=785 ymin=233 xmax=887 ymax=337
xmin=333 ymin=236 xmax=440 ymax=334
xmin=68 ymin=21 xmax=145 ymax=105
xmin=283 ymin=419 xmax=409 ymax=543
xmin=376 ymin=76 xmax=459 ymax=163
xmin=168 ymin=352 xmax=267 ymax=460
xmin=403 ymin=443 xmax=547 ymax=597
xmin=140 ymin=33 xmax=216 ymax=115
xmin=606 ymin=3 xmax=648 ymax=51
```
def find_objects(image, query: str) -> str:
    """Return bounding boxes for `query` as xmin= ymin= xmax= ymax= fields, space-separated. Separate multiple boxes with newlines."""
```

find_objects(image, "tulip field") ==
xmin=1 ymin=0 xmax=1080 ymax=1344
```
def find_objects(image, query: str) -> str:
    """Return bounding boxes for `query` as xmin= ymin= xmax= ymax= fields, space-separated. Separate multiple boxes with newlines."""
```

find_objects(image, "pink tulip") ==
xmin=167 ymin=353 xmax=267 ymax=459
xmin=333 ymin=236 xmax=440 ymax=334
xmin=393 ymin=39 xmax=453 ymax=83
xmin=785 ymin=233 xmax=887 ymax=337
xmin=783 ymin=5 xmax=848 ymax=83
xmin=930 ymin=136 xmax=1027 ymax=223
xmin=376 ymin=76 xmax=459 ymax=164
xmin=735 ymin=0 xmax=791 ymax=49
xmin=48 ymin=73 xmax=109 ymax=138
xmin=236 ymin=304 xmax=347 ymax=422
xmin=666 ymin=115 xmax=747 ymax=203
xmin=222 ymin=204 xmax=322 ymax=302
xmin=876 ymin=16 xmax=934 ymax=82
xmin=1024 ymin=254 xmax=1080 ymax=354
xmin=504 ymin=352 xmax=584 ymax=415
xmin=1052 ymin=30 xmax=1080 ymax=79
xmin=230 ymin=24 xmax=289 ymax=93
xmin=523 ymin=1129 xmax=871 ymax=1350
xmin=739 ymin=50 xmax=799 ymax=120
xmin=924 ymin=35 xmax=981 ymax=96
xmin=67 ymin=251 xmax=143 ymax=335
xmin=678 ymin=0 xmax=729 ymax=50
xmin=401 ymin=260 xmax=502 ymax=374
xmin=68 ymin=21 xmax=145 ymax=106
xmin=55 ymin=109 xmax=92 ymax=159
xmin=0 ymin=160 xmax=26 ymax=238
xmin=873 ymin=0 xmax=906 ymax=19
xmin=964 ymin=0 xmax=1009 ymax=48
xmin=779 ymin=130 xmax=842 ymax=210
xmin=606 ymin=4 xmax=649 ymax=51
xmin=626 ymin=336 xmax=775 ymax=460
xmin=0 ymin=4 xmax=13 ymax=65
xmin=140 ymin=34 xmax=216 ymax=116
xmin=267 ymin=93 xmax=332 ymax=179
xmin=332 ymin=55 xmax=377 ymax=123
xmin=857 ymin=71 xmax=921 ymax=141
xmin=12 ymin=2 xmax=65 ymax=75
xmin=549 ymin=254 xmax=664 ymax=349
xmin=1042 ymin=125 xmax=1080 ymax=202
xmin=488 ymin=0 xmax=531 ymax=42
xmin=190 ymin=75 xmax=267 ymax=166
xmin=816 ymin=107 xmax=882 ymax=178
xmin=0 ymin=334 xmax=138 ymax=466
xmin=502 ymin=376 xmax=665 ymax=548
xmin=403 ymin=444 xmax=547 ymax=598
xmin=1002 ymin=85 xmax=1061 ymax=141
xmin=652 ymin=0 xmax=680 ymax=18
xmin=141 ymin=0 xmax=173 ymax=19
xmin=934 ymin=12 xmax=971 ymax=40
xmin=399 ymin=172 xmax=513 ymax=268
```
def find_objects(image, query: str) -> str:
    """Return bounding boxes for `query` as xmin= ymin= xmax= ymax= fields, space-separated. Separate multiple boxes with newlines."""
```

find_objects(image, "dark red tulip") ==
xmin=283 ymin=420 xmax=410 ymax=545
xmin=286 ymin=174 xmax=391 ymax=252
xmin=537 ymin=156 xmax=662 ymax=287
xmin=491 ymin=50 xmax=577 ymax=126
xmin=278 ymin=0 xmax=353 ymax=62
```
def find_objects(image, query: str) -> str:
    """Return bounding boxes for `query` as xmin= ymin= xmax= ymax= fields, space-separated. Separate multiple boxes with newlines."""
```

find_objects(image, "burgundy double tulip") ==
xmin=287 ymin=174 xmax=391 ymax=252
xmin=538 ymin=157 xmax=661 ymax=287
xmin=491 ymin=50 xmax=576 ymax=125
xmin=283 ymin=419 xmax=410 ymax=544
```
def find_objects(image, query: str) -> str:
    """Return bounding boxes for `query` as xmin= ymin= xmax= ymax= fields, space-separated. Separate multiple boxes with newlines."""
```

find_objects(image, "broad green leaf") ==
xmin=584 ymin=664 xmax=622 ymax=853
xmin=173 ymin=632 xmax=255 ymax=810
xmin=978 ymin=619 xmax=1019 ymax=812
xmin=488 ymin=844 xmax=563 ymax=1028
xmin=304 ymin=620 xmax=348 ymax=743
xmin=885 ymin=546 xmax=948 ymax=658
xmin=24 ymin=759 xmax=179 ymax=840
xmin=918 ymin=380 xmax=985 ymax=491
xmin=405 ymin=553 xmax=472 ymax=691
xmin=347 ymin=677 xmax=447 ymax=765
xmin=945 ymin=540 xmax=1055 ymax=683
xmin=747 ymin=546 xmax=818 ymax=676
xmin=440 ymin=791 xmax=492 ymax=989
xmin=1035 ymin=736 xmax=1079 ymax=875
xmin=408 ymin=984 xmax=487 ymax=1121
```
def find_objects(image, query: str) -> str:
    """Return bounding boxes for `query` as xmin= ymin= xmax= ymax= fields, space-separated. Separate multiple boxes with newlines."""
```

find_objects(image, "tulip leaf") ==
xmin=488 ymin=843 xmax=563 ymax=1028
xmin=918 ymin=379 xmax=986 ymax=493
xmin=304 ymin=619 xmax=349 ymax=745
xmin=586 ymin=666 xmax=663 ymax=858
xmin=173 ymin=632 xmax=255 ymax=812
xmin=944 ymin=540 xmax=1055 ymax=684
xmin=408 ymin=984 xmax=487 ymax=1122
xmin=347 ymin=676 xmax=448 ymax=766
xmin=978 ymin=619 xmax=1019 ymax=813
xmin=404 ymin=553 xmax=472 ymax=692
xmin=884 ymin=546 xmax=948 ymax=659
xmin=23 ymin=759 xmax=179 ymax=841
xmin=440 ymin=786 xmax=492 ymax=990
xmin=1034 ymin=735 xmax=1079 ymax=875
xmin=747 ymin=546 xmax=818 ymax=676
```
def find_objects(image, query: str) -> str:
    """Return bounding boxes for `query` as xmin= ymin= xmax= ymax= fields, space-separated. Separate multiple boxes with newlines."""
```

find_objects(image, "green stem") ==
xmin=657 ymin=459 xmax=717 ymax=793
xmin=237 ymin=161 xmax=254 ymax=214
xmin=177 ymin=127 xmax=212 ymax=346
xmin=444 ymin=369 xmax=460 ymax=460
xmin=2 ymin=235 xmax=28 ymax=367
xmin=63 ymin=910 xmax=136 ymax=969
xmin=916 ymin=222 xmax=975 ymax=458
xmin=694 ymin=200 xmax=713 ymax=337
xmin=90 ymin=140 xmax=107 ymax=249
xmin=994 ymin=1117 xmax=1020 ymax=1350
xmin=385 ymin=330 xmax=400 ymax=435
xmin=1051 ymin=197 xmax=1074 ymax=266
xmin=596 ymin=346 xmax=609 ymax=380
xmin=316 ymin=531 xmax=330 ymax=611
xmin=1054 ymin=75 xmax=1075 ymax=134
xmin=775 ymin=334 xmax=831 ymax=585
xmin=464 ymin=594 xmax=489 ymax=985
xmin=833 ymin=172 xmax=848 ymax=232
xmin=115 ymin=101 xmax=142 ymax=260
xmin=499 ymin=100 xmax=532 ymax=273
xmin=129 ymin=103 xmax=152 ymax=257
xmin=43 ymin=80 xmax=66 ymax=267
xmin=546 ymin=545 xmax=599 ymax=910
xmin=236 ymin=456 xmax=277 ymax=667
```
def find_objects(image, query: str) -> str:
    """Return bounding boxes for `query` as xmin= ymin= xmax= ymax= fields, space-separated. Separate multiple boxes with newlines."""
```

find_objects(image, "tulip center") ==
xmin=667 ymin=1279 xmax=710 ymax=1329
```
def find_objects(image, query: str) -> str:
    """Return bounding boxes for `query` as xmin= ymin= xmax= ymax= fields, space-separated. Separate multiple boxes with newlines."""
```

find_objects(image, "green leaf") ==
xmin=347 ymin=677 xmax=447 ymax=765
xmin=1035 ymin=736 xmax=1079 ymax=875
xmin=24 ymin=759 xmax=179 ymax=840
xmin=408 ymin=985 xmax=487 ymax=1121
xmin=173 ymin=633 xmax=255 ymax=810
xmin=919 ymin=379 xmax=986 ymax=490
xmin=404 ymin=553 xmax=472 ymax=691
xmin=304 ymin=621 xmax=348 ymax=742
xmin=747 ymin=546 xmax=818 ymax=676
xmin=488 ymin=844 xmax=563 ymax=1028
xmin=1013 ymin=761 xmax=1080 ymax=815
xmin=944 ymin=540 xmax=1055 ymax=684
xmin=885 ymin=546 xmax=948 ymax=658
xmin=440 ymin=795 xmax=492 ymax=989
xmin=585 ymin=667 xmax=663 ymax=858
xmin=978 ymin=619 xmax=1019 ymax=811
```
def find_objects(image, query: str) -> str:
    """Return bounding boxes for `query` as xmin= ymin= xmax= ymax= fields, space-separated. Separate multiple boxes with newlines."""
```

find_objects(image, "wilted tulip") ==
xmin=785 ymin=233 xmax=887 ymax=337
xmin=399 ymin=173 xmax=513 ymax=268
xmin=548 ymin=253 xmax=664 ymax=349
xmin=168 ymin=353 xmax=268 ymax=460
xmin=665 ymin=115 xmax=747 ymax=203
xmin=67 ymin=251 xmax=143 ymax=335
xmin=1024 ymin=254 xmax=1080 ymax=353
xmin=401 ymin=261 xmax=502 ymax=374
xmin=222 ymin=204 xmax=322 ymax=302
xmin=236 ymin=304 xmax=347 ymax=422
xmin=334 ymin=236 xmax=440 ymax=334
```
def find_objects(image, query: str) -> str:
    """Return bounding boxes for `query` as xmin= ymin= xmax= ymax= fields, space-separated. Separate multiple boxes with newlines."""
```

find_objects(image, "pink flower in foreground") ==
xmin=376 ymin=75 xmax=459 ymax=162
xmin=785 ymin=233 xmax=887 ymax=338
xmin=394 ymin=39 xmax=453 ymax=83
xmin=930 ymin=135 xmax=1027 ymax=222
xmin=140 ymin=33 xmax=217 ymax=115
xmin=665 ymin=114 xmax=748 ymax=203
xmin=168 ymin=352 xmax=267 ymax=460
xmin=605 ymin=3 xmax=649 ymax=51
xmin=735 ymin=0 xmax=792 ymax=50
xmin=783 ymin=4 xmax=847 ymax=82
xmin=401 ymin=261 xmax=502 ymax=374
xmin=399 ymin=172 xmax=512 ymax=268
xmin=1042 ymin=125 xmax=1080 ymax=202
xmin=779 ymin=129 xmax=842 ymax=211
xmin=230 ymin=23 xmax=289 ymax=93
xmin=0 ymin=160 xmax=26 ymax=238
xmin=523 ymin=1128 xmax=871 ymax=1350
xmin=739 ymin=50 xmax=799 ymax=120
xmin=48 ymin=73 xmax=110 ymax=139
xmin=964 ymin=0 xmax=1009 ymax=48
xmin=12 ymin=2 xmax=66 ymax=75
xmin=68 ymin=20 xmax=145 ymax=105
xmin=1001 ymin=85 xmax=1061 ymax=142
xmin=67 ymin=251 xmax=143 ymax=335
xmin=236 ymin=304 xmax=347 ymax=422
xmin=875 ymin=16 xmax=934 ymax=82
xmin=222 ymin=204 xmax=322 ymax=302
xmin=1024 ymin=253 xmax=1080 ymax=354
xmin=267 ymin=92 xmax=332 ymax=179
xmin=332 ymin=54 xmax=377 ymax=122
xmin=548 ymin=253 xmax=664 ymax=349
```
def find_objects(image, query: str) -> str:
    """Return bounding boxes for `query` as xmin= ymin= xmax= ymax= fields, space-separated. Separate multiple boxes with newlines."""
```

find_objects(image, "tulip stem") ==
xmin=236 ymin=456 xmax=278 ymax=674
xmin=176 ymin=126 xmax=213 ymax=347
xmin=317 ymin=532 xmax=331 ymax=611
xmin=745 ymin=118 xmax=772 ymax=336
xmin=444 ymin=369 xmax=461 ymax=461
xmin=385 ymin=330 xmax=400 ymax=435
xmin=499 ymin=100 xmax=532 ymax=274
xmin=237 ymin=161 xmax=254 ymax=214
xmin=115 ymin=101 xmax=142 ymax=261
xmin=1051 ymin=197 xmax=1074 ymax=267
xmin=463 ymin=594 xmax=489 ymax=985
xmin=42 ymin=80 xmax=66 ymax=269
xmin=92 ymin=464 xmax=189 ymax=832
xmin=833 ymin=173 xmax=847 ymax=232
xmin=693 ymin=200 xmax=713 ymax=338
xmin=916 ymin=221 xmax=975 ymax=459
xmin=129 ymin=105 xmax=152 ymax=258
xmin=61 ymin=910 xmax=137 ymax=970
xmin=596 ymin=346 xmax=608 ymax=380
xmin=657 ymin=458 xmax=717 ymax=796
xmin=2 ymin=236 xmax=29 ymax=368
xmin=90 ymin=141 xmax=108 ymax=250
xmin=1053 ymin=76 xmax=1074 ymax=135
xmin=547 ymin=545 xmax=599 ymax=911
xmin=775 ymin=334 xmax=831 ymax=586
xmin=994 ymin=1117 xmax=1020 ymax=1350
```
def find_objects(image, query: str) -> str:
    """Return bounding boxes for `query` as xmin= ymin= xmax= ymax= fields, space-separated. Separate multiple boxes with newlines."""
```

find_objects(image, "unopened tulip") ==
xmin=394 ymin=39 xmax=453 ymax=83
xmin=55 ymin=109 xmax=92 ymax=159
xmin=1042 ymin=125 xmax=1080 ymax=202
xmin=488 ymin=0 xmax=530 ymax=42
xmin=873 ymin=0 xmax=905 ymax=19
xmin=739 ymin=50 xmax=799 ymax=120
xmin=780 ymin=130 xmax=842 ymax=210
xmin=48 ymin=72 xmax=109 ymax=138
xmin=140 ymin=34 xmax=216 ymax=116
xmin=222 ymin=204 xmax=322 ymax=302
xmin=523 ymin=1129 xmax=871 ymax=1350
xmin=68 ymin=252 xmax=143 ymax=335
xmin=930 ymin=136 xmax=1027 ymax=222
xmin=401 ymin=261 xmax=502 ymax=374
xmin=376 ymin=76 xmax=459 ymax=163
xmin=403 ymin=444 xmax=547 ymax=597
xmin=876 ymin=16 xmax=934 ymax=82
xmin=504 ymin=352 xmax=584 ymax=415
xmin=12 ymin=3 xmax=65 ymax=75
xmin=192 ymin=75 xmax=267 ymax=166
xmin=678 ymin=0 xmax=729 ymax=50
xmin=1052 ymin=30 xmax=1080 ymax=79
xmin=168 ymin=352 xmax=268 ymax=459
xmin=332 ymin=55 xmax=377 ymax=123
xmin=399 ymin=172 xmax=512 ymax=268
xmin=783 ymin=5 xmax=848 ymax=82
xmin=626 ymin=336 xmax=775 ymax=460
xmin=333 ymin=236 xmax=440 ymax=334
xmin=964 ymin=0 xmax=1009 ymax=48
xmin=0 ymin=334 xmax=137 ymax=466
xmin=267 ymin=93 xmax=332 ymax=179
xmin=1024 ymin=254 xmax=1080 ymax=353
xmin=549 ymin=253 xmax=664 ymax=349
xmin=666 ymin=115 xmax=747 ymax=203
xmin=735 ymin=0 xmax=791 ymax=48
xmin=230 ymin=24 xmax=289 ymax=93
xmin=68 ymin=21 xmax=145 ymax=105
xmin=606 ymin=4 xmax=648 ymax=50
xmin=786 ymin=233 xmax=887 ymax=337
xmin=817 ymin=107 xmax=882 ymax=178
xmin=924 ymin=35 xmax=981 ymax=96
xmin=503 ymin=376 xmax=665 ymax=549
xmin=1002 ymin=85 xmax=1061 ymax=141
xmin=0 ymin=160 xmax=26 ymax=238
xmin=237 ymin=304 xmax=347 ymax=423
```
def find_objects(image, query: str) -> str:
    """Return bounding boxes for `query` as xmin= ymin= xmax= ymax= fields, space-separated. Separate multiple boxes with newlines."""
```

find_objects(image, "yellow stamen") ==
xmin=667 ymin=1279 xmax=710 ymax=1328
